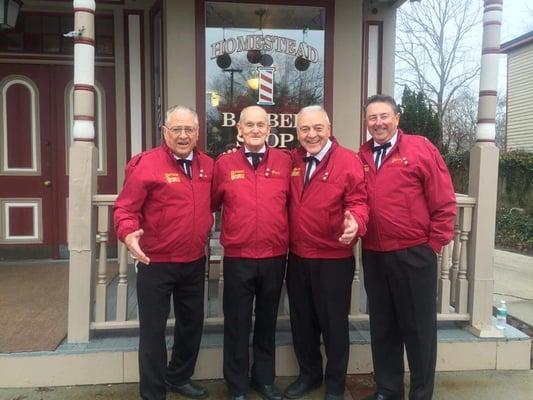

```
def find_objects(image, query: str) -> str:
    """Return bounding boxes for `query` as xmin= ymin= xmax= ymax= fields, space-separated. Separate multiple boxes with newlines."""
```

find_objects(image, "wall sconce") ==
xmin=0 ymin=0 xmax=23 ymax=30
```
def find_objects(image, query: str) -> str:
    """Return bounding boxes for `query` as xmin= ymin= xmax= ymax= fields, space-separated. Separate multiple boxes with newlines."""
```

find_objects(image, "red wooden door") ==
xmin=0 ymin=64 xmax=116 ymax=259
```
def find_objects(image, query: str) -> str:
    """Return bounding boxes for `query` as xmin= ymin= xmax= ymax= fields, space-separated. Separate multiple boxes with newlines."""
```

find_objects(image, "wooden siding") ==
xmin=507 ymin=44 xmax=533 ymax=152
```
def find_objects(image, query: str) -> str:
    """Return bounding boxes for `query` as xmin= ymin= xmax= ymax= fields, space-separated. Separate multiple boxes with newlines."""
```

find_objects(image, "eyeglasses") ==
xmin=165 ymin=126 xmax=197 ymax=136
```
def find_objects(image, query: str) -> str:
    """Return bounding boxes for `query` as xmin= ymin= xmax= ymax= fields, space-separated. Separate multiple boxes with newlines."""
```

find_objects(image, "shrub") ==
xmin=495 ymin=209 xmax=533 ymax=253
xmin=445 ymin=150 xmax=533 ymax=214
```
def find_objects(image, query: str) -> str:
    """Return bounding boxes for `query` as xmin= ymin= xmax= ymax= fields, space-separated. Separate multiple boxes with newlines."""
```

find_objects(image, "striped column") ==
xmin=73 ymin=0 xmax=96 ymax=141
xmin=68 ymin=0 xmax=98 ymax=343
xmin=466 ymin=0 xmax=503 ymax=338
xmin=257 ymin=67 xmax=275 ymax=106
xmin=476 ymin=0 xmax=503 ymax=142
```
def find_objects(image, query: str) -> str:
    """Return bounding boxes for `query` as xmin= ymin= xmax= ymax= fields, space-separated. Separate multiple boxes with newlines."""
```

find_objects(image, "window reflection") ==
xmin=205 ymin=2 xmax=325 ymax=157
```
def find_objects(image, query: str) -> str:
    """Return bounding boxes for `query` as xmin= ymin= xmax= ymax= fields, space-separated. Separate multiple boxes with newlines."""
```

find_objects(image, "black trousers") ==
xmin=286 ymin=253 xmax=355 ymax=395
xmin=223 ymin=255 xmax=287 ymax=395
xmin=362 ymin=244 xmax=438 ymax=400
xmin=136 ymin=258 xmax=206 ymax=400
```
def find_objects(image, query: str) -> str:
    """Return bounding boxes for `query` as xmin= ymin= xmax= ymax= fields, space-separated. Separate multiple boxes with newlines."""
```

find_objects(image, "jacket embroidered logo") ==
xmin=391 ymin=157 xmax=409 ymax=165
xmin=165 ymin=173 xmax=181 ymax=183
xmin=271 ymin=170 xmax=281 ymax=176
xmin=291 ymin=167 xmax=301 ymax=176
xmin=231 ymin=170 xmax=245 ymax=180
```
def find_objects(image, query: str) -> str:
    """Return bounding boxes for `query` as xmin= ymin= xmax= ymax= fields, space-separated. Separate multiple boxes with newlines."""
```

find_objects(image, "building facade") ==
xmin=1 ymin=0 xmax=530 ymax=389
xmin=0 ymin=0 xmax=401 ymax=259
xmin=501 ymin=31 xmax=533 ymax=153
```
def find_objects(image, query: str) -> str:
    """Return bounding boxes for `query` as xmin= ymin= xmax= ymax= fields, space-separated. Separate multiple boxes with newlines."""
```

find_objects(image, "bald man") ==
xmin=212 ymin=106 xmax=292 ymax=400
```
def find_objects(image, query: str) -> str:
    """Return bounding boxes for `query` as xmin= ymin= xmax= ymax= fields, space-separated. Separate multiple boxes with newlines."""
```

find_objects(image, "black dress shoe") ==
xmin=284 ymin=377 xmax=322 ymax=399
xmin=229 ymin=394 xmax=247 ymax=400
xmin=166 ymin=380 xmax=209 ymax=399
xmin=250 ymin=381 xmax=283 ymax=400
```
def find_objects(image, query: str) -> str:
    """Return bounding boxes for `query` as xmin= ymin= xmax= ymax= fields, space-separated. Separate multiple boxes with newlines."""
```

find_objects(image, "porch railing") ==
xmin=87 ymin=193 xmax=475 ymax=333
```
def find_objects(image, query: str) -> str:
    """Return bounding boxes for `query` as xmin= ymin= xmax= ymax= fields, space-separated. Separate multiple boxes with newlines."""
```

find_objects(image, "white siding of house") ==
xmin=506 ymin=44 xmax=533 ymax=152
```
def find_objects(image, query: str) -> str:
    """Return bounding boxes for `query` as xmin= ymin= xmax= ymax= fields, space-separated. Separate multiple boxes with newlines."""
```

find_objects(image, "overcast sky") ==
xmin=499 ymin=0 xmax=531 ymax=93
xmin=395 ymin=0 xmax=532 ymax=97
xmin=501 ymin=0 xmax=532 ymax=42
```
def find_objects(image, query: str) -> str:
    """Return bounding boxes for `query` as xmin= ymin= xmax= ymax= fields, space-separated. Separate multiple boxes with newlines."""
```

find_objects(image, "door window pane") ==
xmin=205 ymin=2 xmax=325 ymax=156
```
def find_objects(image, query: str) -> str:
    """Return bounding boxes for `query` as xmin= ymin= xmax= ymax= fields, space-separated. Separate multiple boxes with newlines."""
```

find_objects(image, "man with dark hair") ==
xmin=284 ymin=105 xmax=369 ymax=400
xmin=359 ymin=94 xmax=456 ymax=400
xmin=212 ymin=105 xmax=291 ymax=400
xmin=114 ymin=105 xmax=212 ymax=400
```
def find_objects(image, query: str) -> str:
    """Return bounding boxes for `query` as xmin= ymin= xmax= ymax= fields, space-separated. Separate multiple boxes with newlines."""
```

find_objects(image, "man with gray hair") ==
xmin=114 ymin=105 xmax=213 ymax=400
xmin=284 ymin=105 xmax=369 ymax=400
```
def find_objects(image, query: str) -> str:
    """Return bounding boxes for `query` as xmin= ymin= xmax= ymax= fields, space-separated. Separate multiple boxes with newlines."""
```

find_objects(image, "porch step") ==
xmin=0 ymin=322 xmax=530 ymax=388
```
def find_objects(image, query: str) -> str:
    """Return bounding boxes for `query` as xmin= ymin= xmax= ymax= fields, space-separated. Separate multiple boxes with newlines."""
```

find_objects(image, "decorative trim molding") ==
xmin=0 ymin=199 xmax=42 ymax=243
xmin=0 ymin=76 xmax=41 ymax=175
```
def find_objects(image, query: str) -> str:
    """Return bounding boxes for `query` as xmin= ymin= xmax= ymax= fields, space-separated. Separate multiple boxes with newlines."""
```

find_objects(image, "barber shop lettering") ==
xmin=211 ymin=34 xmax=320 ymax=63
xmin=222 ymin=111 xmax=296 ymax=148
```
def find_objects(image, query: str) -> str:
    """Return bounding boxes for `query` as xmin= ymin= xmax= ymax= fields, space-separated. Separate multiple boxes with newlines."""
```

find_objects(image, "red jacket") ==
xmin=114 ymin=144 xmax=214 ymax=263
xmin=212 ymin=147 xmax=291 ymax=258
xmin=359 ymin=130 xmax=456 ymax=253
xmin=289 ymin=140 xmax=369 ymax=259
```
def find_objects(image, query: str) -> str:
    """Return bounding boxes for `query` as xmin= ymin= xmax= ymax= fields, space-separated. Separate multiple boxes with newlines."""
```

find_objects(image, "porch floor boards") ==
xmin=3 ymin=320 xmax=527 ymax=358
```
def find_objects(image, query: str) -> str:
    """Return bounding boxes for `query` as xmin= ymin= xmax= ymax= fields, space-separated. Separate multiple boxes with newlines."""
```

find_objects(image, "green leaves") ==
xmin=496 ymin=208 xmax=533 ymax=254
xmin=399 ymin=86 xmax=443 ymax=151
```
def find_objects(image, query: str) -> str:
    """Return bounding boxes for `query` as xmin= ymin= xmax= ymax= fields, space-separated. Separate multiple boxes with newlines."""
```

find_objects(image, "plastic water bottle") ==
xmin=496 ymin=300 xmax=507 ymax=330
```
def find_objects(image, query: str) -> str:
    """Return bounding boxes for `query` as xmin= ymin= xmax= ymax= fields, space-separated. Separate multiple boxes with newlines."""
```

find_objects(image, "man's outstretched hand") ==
xmin=124 ymin=229 xmax=151 ymax=265
xmin=339 ymin=210 xmax=358 ymax=245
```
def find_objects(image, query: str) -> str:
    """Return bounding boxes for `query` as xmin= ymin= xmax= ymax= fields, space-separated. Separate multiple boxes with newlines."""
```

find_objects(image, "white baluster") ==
xmin=116 ymin=243 xmax=129 ymax=321
xmin=455 ymin=207 xmax=472 ymax=314
xmin=95 ymin=205 xmax=109 ymax=322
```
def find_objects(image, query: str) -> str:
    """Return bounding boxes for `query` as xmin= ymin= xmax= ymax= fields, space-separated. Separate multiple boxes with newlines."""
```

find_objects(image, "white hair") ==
xmin=296 ymin=105 xmax=331 ymax=125
xmin=238 ymin=105 xmax=269 ymax=124
xmin=165 ymin=105 xmax=199 ymax=126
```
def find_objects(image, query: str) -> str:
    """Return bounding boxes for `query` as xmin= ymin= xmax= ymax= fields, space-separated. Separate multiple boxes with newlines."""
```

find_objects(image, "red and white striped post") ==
xmin=257 ymin=67 xmax=275 ymax=106
xmin=68 ymin=0 xmax=98 ymax=343
xmin=73 ymin=0 xmax=96 ymax=142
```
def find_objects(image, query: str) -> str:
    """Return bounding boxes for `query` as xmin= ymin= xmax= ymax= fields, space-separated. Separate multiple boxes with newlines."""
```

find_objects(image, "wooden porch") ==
xmin=1 ymin=194 xmax=530 ymax=388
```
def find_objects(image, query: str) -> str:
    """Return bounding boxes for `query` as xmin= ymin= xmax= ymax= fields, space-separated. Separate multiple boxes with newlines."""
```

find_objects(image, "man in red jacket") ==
xmin=114 ymin=105 xmax=213 ymax=400
xmin=212 ymin=105 xmax=291 ymax=400
xmin=284 ymin=105 xmax=369 ymax=400
xmin=359 ymin=95 xmax=456 ymax=400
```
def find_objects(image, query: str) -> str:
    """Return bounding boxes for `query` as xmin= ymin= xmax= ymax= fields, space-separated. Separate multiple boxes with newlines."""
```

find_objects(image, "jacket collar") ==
xmin=295 ymin=137 xmax=338 ymax=164
xmin=161 ymin=142 xmax=203 ymax=165
xmin=361 ymin=129 xmax=404 ymax=159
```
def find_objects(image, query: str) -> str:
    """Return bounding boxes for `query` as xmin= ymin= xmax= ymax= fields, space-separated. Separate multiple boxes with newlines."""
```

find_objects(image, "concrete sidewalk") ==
xmin=2 ymin=371 xmax=533 ymax=400
xmin=493 ymin=249 xmax=533 ymax=326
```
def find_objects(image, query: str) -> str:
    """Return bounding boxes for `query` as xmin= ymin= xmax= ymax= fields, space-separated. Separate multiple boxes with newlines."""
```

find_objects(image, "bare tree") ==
xmin=396 ymin=0 xmax=482 ymax=129
xmin=441 ymin=88 xmax=477 ymax=152
xmin=495 ymin=93 xmax=506 ymax=150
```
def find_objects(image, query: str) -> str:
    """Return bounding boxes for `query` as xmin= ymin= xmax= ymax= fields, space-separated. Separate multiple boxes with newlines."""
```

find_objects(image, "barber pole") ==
xmin=257 ymin=67 xmax=275 ymax=106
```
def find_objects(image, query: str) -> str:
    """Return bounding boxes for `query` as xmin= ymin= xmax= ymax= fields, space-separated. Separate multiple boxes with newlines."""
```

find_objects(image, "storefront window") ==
xmin=205 ymin=2 xmax=325 ymax=156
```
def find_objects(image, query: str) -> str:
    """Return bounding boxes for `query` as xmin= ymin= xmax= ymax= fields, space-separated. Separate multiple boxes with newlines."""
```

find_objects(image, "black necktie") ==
xmin=373 ymin=142 xmax=391 ymax=169
xmin=303 ymin=156 xmax=319 ymax=187
xmin=245 ymin=152 xmax=264 ymax=169
xmin=176 ymin=159 xmax=192 ymax=178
